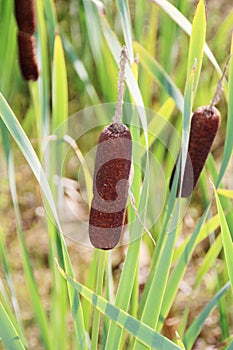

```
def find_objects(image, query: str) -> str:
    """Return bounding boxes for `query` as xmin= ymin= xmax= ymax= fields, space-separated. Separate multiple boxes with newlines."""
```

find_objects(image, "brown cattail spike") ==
xmin=14 ymin=0 xmax=36 ymax=34
xmin=89 ymin=46 xmax=132 ymax=249
xmin=169 ymin=56 xmax=233 ymax=197
xmin=14 ymin=0 xmax=39 ymax=81
xmin=170 ymin=106 xmax=220 ymax=197
xmin=17 ymin=31 xmax=39 ymax=81
xmin=89 ymin=123 xmax=132 ymax=249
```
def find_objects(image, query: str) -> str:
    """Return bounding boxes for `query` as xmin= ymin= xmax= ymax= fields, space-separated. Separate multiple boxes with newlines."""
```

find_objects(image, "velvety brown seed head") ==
xmin=17 ymin=31 xmax=39 ymax=81
xmin=14 ymin=0 xmax=36 ymax=34
xmin=89 ymin=123 xmax=132 ymax=250
xmin=170 ymin=106 xmax=221 ymax=197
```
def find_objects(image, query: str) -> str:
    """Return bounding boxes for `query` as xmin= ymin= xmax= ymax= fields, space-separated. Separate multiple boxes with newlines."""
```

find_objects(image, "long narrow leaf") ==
xmin=215 ymin=190 xmax=233 ymax=291
xmin=117 ymin=0 xmax=134 ymax=63
xmin=0 ymin=94 xmax=88 ymax=349
xmin=4 ymin=129 xmax=52 ymax=350
xmin=0 ymin=93 xmax=60 ymax=228
xmin=185 ymin=0 xmax=206 ymax=98
xmin=157 ymin=205 xmax=210 ymax=332
xmin=152 ymin=0 xmax=223 ymax=78
xmin=56 ymin=262 xmax=182 ymax=350
xmin=0 ymin=301 xmax=26 ymax=350
xmin=183 ymin=282 xmax=230 ymax=350
xmin=132 ymin=42 xmax=184 ymax=112
xmin=217 ymin=33 xmax=233 ymax=187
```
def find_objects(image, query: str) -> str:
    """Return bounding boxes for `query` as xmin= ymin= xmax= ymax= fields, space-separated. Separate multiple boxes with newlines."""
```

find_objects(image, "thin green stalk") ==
xmin=91 ymin=250 xmax=106 ymax=349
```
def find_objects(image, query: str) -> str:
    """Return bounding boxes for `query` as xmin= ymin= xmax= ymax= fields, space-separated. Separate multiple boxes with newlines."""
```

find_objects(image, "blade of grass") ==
xmin=183 ymin=282 xmax=230 ymax=350
xmin=226 ymin=340 xmax=233 ymax=350
xmin=83 ymin=250 xmax=99 ymax=331
xmin=1 ymin=122 xmax=52 ymax=349
xmin=0 ymin=0 xmax=12 ymax=78
xmin=173 ymin=213 xmax=219 ymax=262
xmin=157 ymin=204 xmax=211 ymax=332
xmin=0 ymin=7 xmax=17 ymax=99
xmin=132 ymin=42 xmax=184 ymax=112
xmin=138 ymin=152 xmax=181 ymax=316
xmin=43 ymin=0 xmax=57 ymax=51
xmin=0 ymin=300 xmax=26 ymax=350
xmin=0 ymin=227 xmax=27 ymax=347
xmin=151 ymin=0 xmax=223 ymax=77
xmin=185 ymin=0 xmax=206 ymax=98
xmin=0 ymin=94 xmax=88 ymax=349
xmin=140 ymin=98 xmax=176 ymax=150
xmin=52 ymin=33 xmax=68 ymax=132
xmin=56 ymin=262 xmax=182 ymax=350
xmin=82 ymin=0 xmax=115 ymax=103
xmin=139 ymin=5 xmax=159 ymax=107
xmin=215 ymin=190 xmax=233 ymax=291
xmin=117 ymin=0 xmax=134 ymax=63
xmin=61 ymin=34 xmax=101 ymax=106
xmin=0 ymin=93 xmax=59 ymax=226
xmin=193 ymin=234 xmax=222 ymax=289
xmin=90 ymin=251 xmax=106 ymax=350
xmin=216 ymin=33 xmax=233 ymax=187
xmin=133 ymin=202 xmax=182 ymax=350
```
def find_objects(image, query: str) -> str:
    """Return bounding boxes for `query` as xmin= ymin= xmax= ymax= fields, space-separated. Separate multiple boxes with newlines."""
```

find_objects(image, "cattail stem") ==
xmin=209 ymin=54 xmax=232 ymax=110
xmin=113 ymin=46 xmax=128 ymax=124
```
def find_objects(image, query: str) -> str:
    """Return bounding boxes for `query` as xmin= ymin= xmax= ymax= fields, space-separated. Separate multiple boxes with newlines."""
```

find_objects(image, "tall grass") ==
xmin=0 ymin=0 xmax=233 ymax=349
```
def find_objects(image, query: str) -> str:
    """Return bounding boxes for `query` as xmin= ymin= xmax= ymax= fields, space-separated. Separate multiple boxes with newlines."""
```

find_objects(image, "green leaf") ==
xmin=183 ymin=282 xmax=230 ymax=350
xmin=217 ymin=33 xmax=233 ymax=187
xmin=52 ymin=33 xmax=68 ymax=131
xmin=0 ymin=94 xmax=88 ymax=349
xmin=132 ymin=42 xmax=184 ymax=112
xmin=0 ymin=301 xmax=26 ymax=350
xmin=152 ymin=0 xmax=222 ymax=75
xmin=117 ymin=0 xmax=134 ymax=63
xmin=61 ymin=34 xmax=101 ymax=106
xmin=217 ymin=189 xmax=233 ymax=199
xmin=157 ymin=205 xmax=210 ymax=332
xmin=226 ymin=340 xmax=233 ymax=350
xmin=215 ymin=189 xmax=233 ymax=291
xmin=1 ymin=122 xmax=52 ymax=349
xmin=186 ymin=0 xmax=206 ymax=97
xmin=193 ymin=234 xmax=223 ymax=288
xmin=56 ymin=262 xmax=182 ymax=350
xmin=0 ymin=93 xmax=60 ymax=228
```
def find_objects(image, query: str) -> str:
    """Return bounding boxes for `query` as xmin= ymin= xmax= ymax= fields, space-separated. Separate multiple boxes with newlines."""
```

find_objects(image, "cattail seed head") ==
xmin=89 ymin=123 xmax=132 ymax=250
xmin=17 ymin=31 xmax=39 ymax=81
xmin=14 ymin=0 xmax=36 ymax=34
xmin=170 ymin=106 xmax=221 ymax=197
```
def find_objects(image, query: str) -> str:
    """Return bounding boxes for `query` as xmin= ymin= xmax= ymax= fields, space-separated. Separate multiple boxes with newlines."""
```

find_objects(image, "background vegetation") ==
xmin=0 ymin=0 xmax=233 ymax=349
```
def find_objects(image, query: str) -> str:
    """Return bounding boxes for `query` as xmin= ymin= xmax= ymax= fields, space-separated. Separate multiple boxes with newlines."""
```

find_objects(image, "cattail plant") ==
xmin=171 ymin=106 xmax=221 ymax=197
xmin=14 ymin=0 xmax=39 ymax=80
xmin=89 ymin=46 xmax=132 ymax=250
xmin=169 ymin=66 xmax=228 ymax=197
